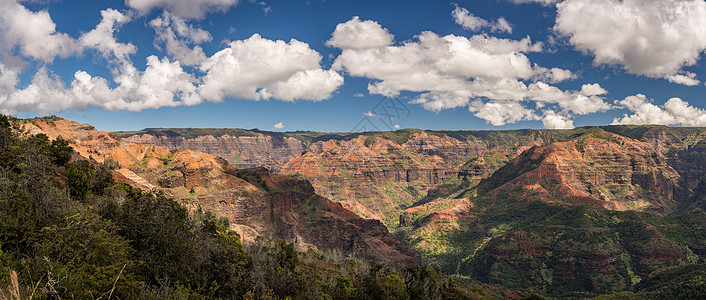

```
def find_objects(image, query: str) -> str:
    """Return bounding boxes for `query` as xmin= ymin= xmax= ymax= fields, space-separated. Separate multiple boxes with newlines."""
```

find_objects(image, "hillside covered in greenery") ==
xmin=0 ymin=115 xmax=479 ymax=299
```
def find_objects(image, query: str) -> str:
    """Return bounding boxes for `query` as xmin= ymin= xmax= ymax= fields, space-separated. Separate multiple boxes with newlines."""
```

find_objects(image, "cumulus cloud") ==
xmin=272 ymin=122 xmax=285 ymax=130
xmin=0 ymin=67 xmax=82 ymax=114
xmin=667 ymin=72 xmax=700 ymax=86
xmin=325 ymin=16 xmax=394 ymax=50
xmin=0 ymin=55 xmax=200 ymax=114
xmin=612 ymin=95 xmax=706 ymax=127
xmin=0 ymin=4 xmax=203 ymax=115
xmin=199 ymin=34 xmax=343 ymax=102
xmin=0 ymin=64 xmax=19 ymax=94
xmin=329 ymin=17 xmax=606 ymax=128
xmin=509 ymin=0 xmax=560 ymax=5
xmin=472 ymin=101 xmax=539 ymax=126
xmin=0 ymin=3 xmax=346 ymax=115
xmin=0 ymin=0 xmax=79 ymax=62
xmin=150 ymin=12 xmax=212 ymax=66
xmin=452 ymin=5 xmax=513 ymax=33
xmin=554 ymin=0 xmax=706 ymax=85
xmin=542 ymin=110 xmax=574 ymax=129
xmin=126 ymin=0 xmax=239 ymax=19
xmin=79 ymin=9 xmax=135 ymax=62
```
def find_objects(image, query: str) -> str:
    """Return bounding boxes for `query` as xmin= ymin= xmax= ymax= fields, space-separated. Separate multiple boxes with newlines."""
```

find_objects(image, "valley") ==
xmin=116 ymin=124 xmax=706 ymax=297
xmin=4 ymin=116 xmax=705 ymax=298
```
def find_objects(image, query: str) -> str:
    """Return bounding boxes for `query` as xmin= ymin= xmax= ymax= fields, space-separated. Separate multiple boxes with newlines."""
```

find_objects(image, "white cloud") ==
xmin=534 ymin=67 xmax=575 ymax=84
xmin=126 ymin=0 xmax=239 ymax=19
xmin=0 ymin=9 xmax=343 ymax=115
xmin=353 ymin=93 xmax=365 ymax=98
xmin=579 ymin=83 xmax=607 ymax=96
xmin=554 ymin=0 xmax=706 ymax=85
xmin=363 ymin=111 xmax=377 ymax=117
xmin=325 ymin=16 xmax=394 ymax=50
xmin=667 ymin=72 xmax=700 ymax=86
xmin=472 ymin=101 xmax=540 ymax=126
xmin=612 ymin=94 xmax=706 ymax=127
xmin=199 ymin=34 xmax=343 ymax=102
xmin=451 ymin=6 xmax=487 ymax=31
xmin=542 ymin=110 xmax=574 ymax=129
xmin=0 ymin=63 xmax=19 ymax=94
xmin=493 ymin=17 xmax=513 ymax=34
xmin=272 ymin=122 xmax=285 ymax=129
xmin=0 ymin=67 xmax=80 ymax=114
xmin=108 ymin=55 xmax=201 ymax=110
xmin=526 ymin=82 xmax=611 ymax=115
xmin=0 ymin=0 xmax=79 ymax=62
xmin=79 ymin=9 xmax=135 ymax=62
xmin=329 ymin=17 xmax=605 ymax=128
xmin=452 ymin=5 xmax=513 ymax=33
xmin=0 ymin=4 xmax=202 ymax=115
xmin=0 ymin=55 xmax=200 ymax=115
xmin=150 ymin=12 xmax=212 ymax=66
xmin=332 ymin=32 xmax=549 ymax=95
xmin=510 ymin=0 xmax=560 ymax=5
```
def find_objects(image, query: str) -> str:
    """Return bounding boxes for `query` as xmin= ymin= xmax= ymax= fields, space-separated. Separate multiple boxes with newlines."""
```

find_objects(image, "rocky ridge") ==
xmin=20 ymin=119 xmax=421 ymax=266
xmin=120 ymin=128 xmax=543 ymax=227
xmin=397 ymin=126 xmax=706 ymax=295
xmin=105 ymin=124 xmax=706 ymax=296
xmin=123 ymin=132 xmax=305 ymax=171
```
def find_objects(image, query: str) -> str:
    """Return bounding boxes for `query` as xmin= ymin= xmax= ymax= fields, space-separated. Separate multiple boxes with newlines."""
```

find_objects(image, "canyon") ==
xmin=117 ymin=125 xmax=706 ymax=296
xmin=21 ymin=119 xmax=421 ymax=267
xmin=119 ymin=128 xmax=545 ymax=227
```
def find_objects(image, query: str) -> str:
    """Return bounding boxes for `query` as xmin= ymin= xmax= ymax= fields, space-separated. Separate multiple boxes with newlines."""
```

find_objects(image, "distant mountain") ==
xmin=117 ymin=125 xmax=706 ymax=297
xmin=22 ymin=118 xmax=421 ymax=267
xmin=401 ymin=126 xmax=706 ymax=296
xmin=0 ymin=115 xmax=480 ymax=299
xmin=117 ymin=128 xmax=544 ymax=227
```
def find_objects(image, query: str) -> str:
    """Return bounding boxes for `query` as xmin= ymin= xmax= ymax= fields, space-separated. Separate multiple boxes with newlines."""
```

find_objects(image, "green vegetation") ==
xmin=401 ymin=186 xmax=706 ymax=297
xmin=0 ymin=115 xmax=483 ymax=299
xmin=113 ymin=124 xmax=706 ymax=150
xmin=106 ymin=122 xmax=706 ymax=298
xmin=112 ymin=127 xmax=261 ymax=140
xmin=8 ymin=115 xmax=63 ymax=127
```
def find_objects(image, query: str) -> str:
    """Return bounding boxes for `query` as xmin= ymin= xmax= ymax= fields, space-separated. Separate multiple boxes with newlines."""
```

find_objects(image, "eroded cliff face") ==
xmin=117 ymin=127 xmax=706 ymax=226
xmin=475 ymin=133 xmax=684 ymax=213
xmin=20 ymin=119 xmax=421 ymax=266
xmin=404 ymin=128 xmax=699 ymax=234
xmin=279 ymin=132 xmax=536 ymax=227
xmin=118 ymin=129 xmax=545 ymax=228
xmin=397 ymin=127 xmax=706 ymax=295
xmin=281 ymin=135 xmax=452 ymax=225
xmin=123 ymin=133 xmax=305 ymax=172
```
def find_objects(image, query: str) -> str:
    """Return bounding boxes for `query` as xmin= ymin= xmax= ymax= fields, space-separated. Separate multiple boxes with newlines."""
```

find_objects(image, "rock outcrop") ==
xmin=123 ymin=133 xmax=306 ymax=172
xmin=280 ymin=131 xmax=543 ymax=227
xmin=20 ymin=119 xmax=421 ymax=266
xmin=42 ymin=121 xmax=706 ymax=296
xmin=397 ymin=127 xmax=706 ymax=296
xmin=117 ymin=128 xmax=545 ymax=228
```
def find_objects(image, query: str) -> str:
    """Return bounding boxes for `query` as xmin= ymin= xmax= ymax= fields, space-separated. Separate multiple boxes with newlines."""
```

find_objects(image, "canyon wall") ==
xmin=22 ymin=119 xmax=421 ymax=266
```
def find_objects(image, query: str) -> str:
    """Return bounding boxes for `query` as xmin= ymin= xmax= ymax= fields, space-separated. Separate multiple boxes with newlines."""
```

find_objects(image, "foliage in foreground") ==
xmin=0 ymin=115 xmax=479 ymax=299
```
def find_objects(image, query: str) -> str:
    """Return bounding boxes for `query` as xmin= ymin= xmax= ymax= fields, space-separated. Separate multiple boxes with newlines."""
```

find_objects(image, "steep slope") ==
xmin=475 ymin=130 xmax=684 ymax=213
xmin=121 ymin=130 xmax=305 ymax=171
xmin=401 ymin=183 xmax=706 ymax=297
xmin=280 ymin=131 xmax=543 ymax=227
xmin=399 ymin=126 xmax=706 ymax=296
xmin=19 ymin=119 xmax=421 ymax=266
xmin=118 ymin=128 xmax=545 ymax=228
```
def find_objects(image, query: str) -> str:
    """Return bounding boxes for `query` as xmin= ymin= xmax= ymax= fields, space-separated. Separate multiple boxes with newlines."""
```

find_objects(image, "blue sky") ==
xmin=0 ymin=0 xmax=705 ymax=132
